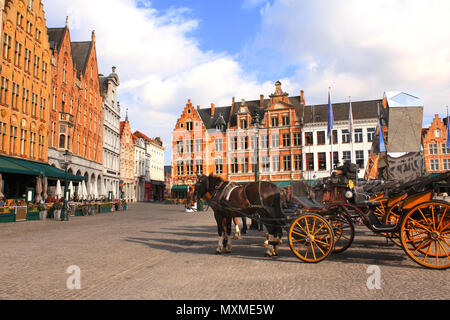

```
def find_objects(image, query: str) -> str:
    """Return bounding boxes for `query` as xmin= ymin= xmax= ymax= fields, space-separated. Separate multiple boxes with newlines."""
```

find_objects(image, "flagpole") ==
xmin=349 ymin=96 xmax=355 ymax=164
xmin=328 ymin=87 xmax=333 ymax=173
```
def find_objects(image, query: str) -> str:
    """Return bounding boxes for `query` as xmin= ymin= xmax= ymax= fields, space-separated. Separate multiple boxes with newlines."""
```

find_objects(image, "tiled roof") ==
xmin=47 ymin=27 xmax=66 ymax=52
xmin=71 ymin=41 xmax=92 ymax=77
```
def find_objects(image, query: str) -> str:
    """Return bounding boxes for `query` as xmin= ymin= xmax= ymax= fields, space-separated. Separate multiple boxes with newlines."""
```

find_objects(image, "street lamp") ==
xmin=252 ymin=111 xmax=261 ymax=182
xmin=60 ymin=150 xmax=72 ymax=221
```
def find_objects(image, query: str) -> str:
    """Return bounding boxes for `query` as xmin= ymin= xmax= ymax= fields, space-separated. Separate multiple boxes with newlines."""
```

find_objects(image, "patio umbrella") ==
xmin=0 ymin=173 xmax=4 ymax=199
xmin=82 ymin=180 xmax=88 ymax=200
xmin=55 ymin=180 xmax=62 ymax=199
xmin=35 ymin=176 xmax=43 ymax=203
xmin=94 ymin=182 xmax=99 ymax=200
xmin=43 ymin=177 xmax=48 ymax=201
xmin=69 ymin=181 xmax=74 ymax=199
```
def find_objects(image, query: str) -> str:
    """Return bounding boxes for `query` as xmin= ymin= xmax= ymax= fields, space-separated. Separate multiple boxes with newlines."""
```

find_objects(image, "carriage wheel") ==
xmin=400 ymin=201 xmax=450 ymax=270
xmin=288 ymin=214 xmax=334 ymax=263
xmin=383 ymin=201 xmax=404 ymax=247
xmin=327 ymin=211 xmax=355 ymax=254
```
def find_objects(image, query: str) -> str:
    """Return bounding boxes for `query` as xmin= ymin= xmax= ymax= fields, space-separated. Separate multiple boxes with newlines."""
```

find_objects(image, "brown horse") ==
xmin=193 ymin=174 xmax=286 ymax=257
xmin=186 ymin=183 xmax=248 ymax=239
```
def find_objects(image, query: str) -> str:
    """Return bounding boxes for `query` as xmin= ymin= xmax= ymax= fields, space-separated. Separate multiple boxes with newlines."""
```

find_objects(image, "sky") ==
xmin=42 ymin=0 xmax=450 ymax=165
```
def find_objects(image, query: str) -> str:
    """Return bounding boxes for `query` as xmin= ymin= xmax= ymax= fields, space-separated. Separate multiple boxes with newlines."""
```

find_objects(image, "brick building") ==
xmin=47 ymin=22 xmax=103 ymax=197
xmin=171 ymin=81 xmax=306 ymax=195
xmin=120 ymin=113 xmax=135 ymax=201
xmin=422 ymin=114 xmax=450 ymax=173
xmin=0 ymin=0 xmax=51 ymax=162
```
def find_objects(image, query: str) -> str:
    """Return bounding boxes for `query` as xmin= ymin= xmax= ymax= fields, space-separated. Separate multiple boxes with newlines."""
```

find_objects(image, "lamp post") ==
xmin=252 ymin=111 xmax=261 ymax=182
xmin=60 ymin=150 xmax=72 ymax=221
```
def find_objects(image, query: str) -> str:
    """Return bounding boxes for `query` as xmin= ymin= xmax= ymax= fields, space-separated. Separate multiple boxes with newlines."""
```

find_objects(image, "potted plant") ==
xmin=38 ymin=203 xmax=48 ymax=220
xmin=53 ymin=202 xmax=63 ymax=220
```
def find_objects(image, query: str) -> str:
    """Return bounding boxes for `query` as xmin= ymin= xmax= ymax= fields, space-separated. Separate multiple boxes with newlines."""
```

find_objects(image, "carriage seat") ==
xmin=292 ymin=196 xmax=324 ymax=209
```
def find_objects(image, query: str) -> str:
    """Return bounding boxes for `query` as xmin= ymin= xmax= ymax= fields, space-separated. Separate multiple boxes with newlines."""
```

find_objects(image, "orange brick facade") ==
xmin=423 ymin=114 xmax=450 ymax=173
xmin=171 ymin=82 xmax=305 ymax=191
xmin=120 ymin=116 xmax=135 ymax=201
xmin=0 ymin=0 xmax=51 ymax=162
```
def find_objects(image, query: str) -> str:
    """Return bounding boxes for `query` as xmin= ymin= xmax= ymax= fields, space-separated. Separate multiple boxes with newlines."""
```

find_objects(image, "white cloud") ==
xmin=248 ymin=0 xmax=450 ymax=112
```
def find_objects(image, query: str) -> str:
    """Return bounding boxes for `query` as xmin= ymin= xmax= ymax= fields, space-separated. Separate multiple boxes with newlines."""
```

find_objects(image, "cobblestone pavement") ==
xmin=0 ymin=202 xmax=448 ymax=300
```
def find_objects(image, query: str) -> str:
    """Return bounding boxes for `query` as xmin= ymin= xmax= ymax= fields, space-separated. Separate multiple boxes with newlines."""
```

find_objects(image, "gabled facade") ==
xmin=47 ymin=23 xmax=103 ymax=198
xmin=120 ymin=114 xmax=135 ymax=201
xmin=422 ymin=115 xmax=450 ymax=173
xmin=1 ymin=0 xmax=52 ymax=162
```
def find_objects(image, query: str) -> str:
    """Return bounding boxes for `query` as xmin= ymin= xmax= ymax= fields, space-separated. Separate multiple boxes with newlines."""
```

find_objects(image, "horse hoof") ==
xmin=224 ymin=249 xmax=232 ymax=254
xmin=216 ymin=249 xmax=223 ymax=255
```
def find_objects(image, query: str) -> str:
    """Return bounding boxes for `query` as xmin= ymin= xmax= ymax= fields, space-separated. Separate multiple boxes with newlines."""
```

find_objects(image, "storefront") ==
xmin=171 ymin=185 xmax=189 ymax=200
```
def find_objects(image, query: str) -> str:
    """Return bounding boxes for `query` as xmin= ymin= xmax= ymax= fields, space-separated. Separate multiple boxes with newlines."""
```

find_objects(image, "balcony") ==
xmin=59 ymin=112 xmax=74 ymax=127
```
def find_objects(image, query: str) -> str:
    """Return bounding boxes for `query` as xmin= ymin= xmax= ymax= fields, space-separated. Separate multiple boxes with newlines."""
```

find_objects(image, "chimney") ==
xmin=232 ymin=97 xmax=235 ymax=107
xmin=65 ymin=16 xmax=69 ymax=28
xmin=91 ymin=30 xmax=96 ymax=42
xmin=260 ymin=95 xmax=264 ymax=108
xmin=300 ymin=90 xmax=305 ymax=104
xmin=211 ymin=103 xmax=215 ymax=117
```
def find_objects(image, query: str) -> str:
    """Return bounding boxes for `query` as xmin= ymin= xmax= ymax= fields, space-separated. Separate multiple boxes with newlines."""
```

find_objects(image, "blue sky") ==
xmin=43 ymin=0 xmax=450 ymax=164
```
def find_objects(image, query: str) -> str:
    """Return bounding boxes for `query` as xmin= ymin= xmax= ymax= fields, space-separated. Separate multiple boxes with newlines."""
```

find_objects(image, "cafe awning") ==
xmin=0 ymin=155 xmax=86 ymax=181
xmin=271 ymin=181 xmax=292 ymax=188
xmin=171 ymin=185 xmax=189 ymax=191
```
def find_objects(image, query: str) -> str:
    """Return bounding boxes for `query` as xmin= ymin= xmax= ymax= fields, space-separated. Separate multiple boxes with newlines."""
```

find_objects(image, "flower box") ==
xmin=0 ymin=208 xmax=15 ymax=223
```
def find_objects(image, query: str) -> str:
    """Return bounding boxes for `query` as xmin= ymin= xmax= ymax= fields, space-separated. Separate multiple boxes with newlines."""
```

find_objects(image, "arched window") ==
xmin=59 ymin=134 xmax=66 ymax=149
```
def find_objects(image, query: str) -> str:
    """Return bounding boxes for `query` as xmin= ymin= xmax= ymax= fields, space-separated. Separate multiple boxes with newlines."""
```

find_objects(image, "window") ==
xmin=59 ymin=134 xmax=66 ymax=149
xmin=430 ymin=159 xmax=440 ymax=172
xmin=215 ymin=138 xmax=223 ymax=152
xmin=1 ymin=76 xmax=9 ymax=105
xmin=0 ymin=122 xmax=6 ymax=152
xmin=317 ymin=131 xmax=326 ymax=145
xmin=435 ymin=129 xmax=442 ymax=138
xmin=262 ymin=156 xmax=270 ymax=172
xmin=272 ymin=156 xmax=280 ymax=172
xmin=186 ymin=160 xmax=193 ymax=175
xmin=3 ymin=33 xmax=11 ymax=60
xmin=195 ymin=139 xmax=203 ymax=153
xmin=51 ymin=122 xmax=56 ymax=147
xmin=22 ymin=88 xmax=29 ymax=113
xmin=14 ymin=41 xmax=21 ymax=66
xmin=240 ymin=119 xmax=248 ymax=129
xmin=318 ymin=153 xmax=327 ymax=171
xmin=185 ymin=140 xmax=193 ymax=153
xmin=176 ymin=140 xmax=183 ymax=154
xmin=429 ymin=144 xmax=438 ymax=155
xmin=240 ymin=136 xmax=248 ymax=150
xmin=441 ymin=144 xmax=450 ymax=155
xmin=29 ymin=132 xmax=36 ymax=158
xmin=195 ymin=159 xmax=203 ymax=174
xmin=331 ymin=151 xmax=339 ymax=168
xmin=443 ymin=159 xmax=450 ymax=171
xmin=9 ymin=125 xmax=17 ymax=154
xmin=33 ymin=55 xmax=39 ymax=78
xmin=31 ymin=93 xmax=37 ymax=117
xmin=272 ymin=134 xmax=279 ymax=148
xmin=230 ymin=136 xmax=238 ymax=151
xmin=11 ymin=83 xmax=19 ymax=110
xmin=293 ymin=132 xmax=302 ymax=146
xmin=24 ymin=48 xmax=31 ymax=73
xmin=367 ymin=128 xmax=376 ymax=142
xmin=306 ymin=153 xmax=314 ymax=171
xmin=283 ymin=155 xmax=292 ymax=171
xmin=215 ymin=158 xmax=223 ymax=174
xmin=295 ymin=154 xmax=302 ymax=171
xmin=356 ymin=150 xmax=364 ymax=168
xmin=261 ymin=135 xmax=268 ymax=149
xmin=186 ymin=121 xmax=193 ymax=131
xmin=176 ymin=161 xmax=184 ymax=176
xmin=355 ymin=129 xmax=363 ymax=143
xmin=20 ymin=129 xmax=27 ymax=156
xmin=271 ymin=117 xmax=279 ymax=127
xmin=305 ymin=132 xmax=313 ymax=146
xmin=332 ymin=130 xmax=338 ymax=144
xmin=241 ymin=157 xmax=249 ymax=173
xmin=282 ymin=133 xmax=290 ymax=147
xmin=342 ymin=151 xmax=351 ymax=163
xmin=342 ymin=130 xmax=350 ymax=143
xmin=282 ymin=115 xmax=290 ymax=126
xmin=40 ymin=97 xmax=46 ymax=120
xmin=231 ymin=158 xmax=238 ymax=173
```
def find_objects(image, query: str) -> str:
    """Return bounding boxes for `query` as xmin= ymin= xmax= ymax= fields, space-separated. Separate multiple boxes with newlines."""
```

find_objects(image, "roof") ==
xmin=384 ymin=91 xmax=424 ymax=108
xmin=47 ymin=27 xmax=67 ymax=52
xmin=71 ymin=41 xmax=92 ymax=77
xmin=197 ymin=106 xmax=232 ymax=131
xmin=303 ymin=99 xmax=381 ymax=124
xmin=134 ymin=131 xmax=152 ymax=143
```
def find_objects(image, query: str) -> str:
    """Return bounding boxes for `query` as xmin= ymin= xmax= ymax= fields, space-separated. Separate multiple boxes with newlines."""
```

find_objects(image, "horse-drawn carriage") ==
xmin=191 ymin=166 xmax=450 ymax=270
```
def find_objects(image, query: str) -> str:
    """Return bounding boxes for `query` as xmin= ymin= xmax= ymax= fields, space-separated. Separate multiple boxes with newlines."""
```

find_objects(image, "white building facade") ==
xmin=99 ymin=67 xmax=121 ymax=199
xmin=301 ymin=99 xmax=380 ymax=180
xmin=134 ymin=137 xmax=146 ymax=202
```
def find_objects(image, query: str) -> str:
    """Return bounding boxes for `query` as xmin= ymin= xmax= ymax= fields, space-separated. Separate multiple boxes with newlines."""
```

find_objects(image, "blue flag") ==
xmin=327 ymin=89 xmax=334 ymax=141
xmin=377 ymin=104 xmax=386 ymax=153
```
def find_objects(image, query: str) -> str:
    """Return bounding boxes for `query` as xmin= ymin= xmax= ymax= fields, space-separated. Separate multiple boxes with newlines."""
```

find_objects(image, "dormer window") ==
xmin=216 ymin=124 xmax=224 ymax=131
xmin=240 ymin=119 xmax=248 ymax=129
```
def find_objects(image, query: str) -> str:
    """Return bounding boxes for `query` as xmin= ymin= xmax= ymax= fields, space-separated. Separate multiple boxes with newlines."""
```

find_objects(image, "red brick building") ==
xmin=422 ymin=114 xmax=450 ymax=173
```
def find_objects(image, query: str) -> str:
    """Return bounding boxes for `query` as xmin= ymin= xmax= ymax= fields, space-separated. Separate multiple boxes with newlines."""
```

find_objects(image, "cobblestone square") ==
xmin=0 ymin=203 xmax=448 ymax=300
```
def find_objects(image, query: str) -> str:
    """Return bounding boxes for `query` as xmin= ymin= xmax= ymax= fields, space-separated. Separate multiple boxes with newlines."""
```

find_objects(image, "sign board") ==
xmin=386 ymin=152 xmax=425 ymax=183
xmin=387 ymin=107 xmax=423 ymax=153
